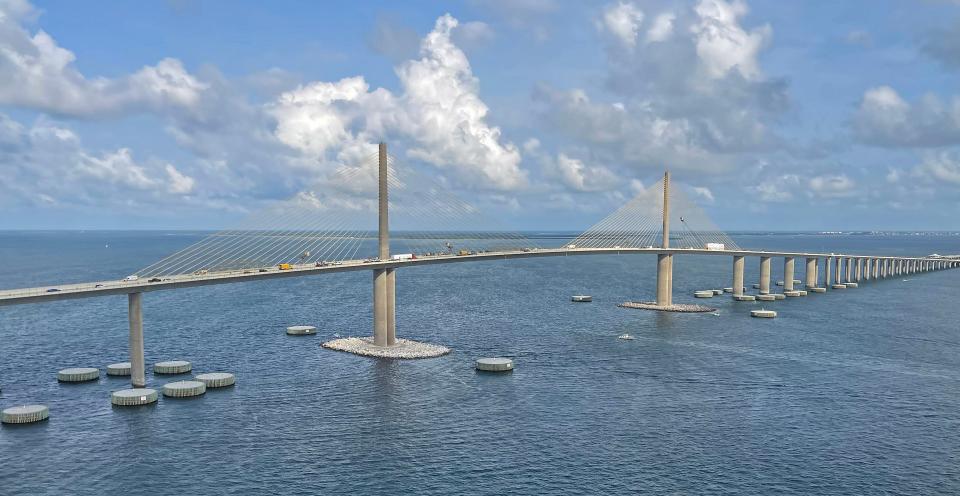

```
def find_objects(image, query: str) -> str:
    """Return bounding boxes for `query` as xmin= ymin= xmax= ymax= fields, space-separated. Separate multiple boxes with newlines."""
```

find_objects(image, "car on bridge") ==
xmin=148 ymin=278 xmax=162 ymax=283
xmin=45 ymin=288 xmax=61 ymax=293
xmin=123 ymin=275 xmax=139 ymax=281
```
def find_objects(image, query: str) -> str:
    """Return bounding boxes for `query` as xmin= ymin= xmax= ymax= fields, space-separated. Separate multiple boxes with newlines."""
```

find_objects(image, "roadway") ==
xmin=0 ymin=247 xmax=952 ymax=307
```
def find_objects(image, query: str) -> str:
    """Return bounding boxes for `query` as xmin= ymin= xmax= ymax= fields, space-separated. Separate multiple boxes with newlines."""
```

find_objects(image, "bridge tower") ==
xmin=655 ymin=171 xmax=673 ymax=306
xmin=373 ymin=142 xmax=396 ymax=347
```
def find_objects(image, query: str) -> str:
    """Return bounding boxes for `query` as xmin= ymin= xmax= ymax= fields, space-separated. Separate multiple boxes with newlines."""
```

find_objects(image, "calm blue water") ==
xmin=1 ymin=231 xmax=960 ymax=495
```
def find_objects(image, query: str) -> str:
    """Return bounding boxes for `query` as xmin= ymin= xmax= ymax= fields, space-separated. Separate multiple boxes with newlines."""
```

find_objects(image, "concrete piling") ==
xmin=805 ymin=257 xmax=817 ymax=288
xmin=655 ymin=171 xmax=673 ymax=307
xmin=2 ymin=405 xmax=49 ymax=424
xmin=733 ymin=256 xmax=745 ymax=297
xmin=759 ymin=256 xmax=771 ymax=294
xmin=784 ymin=257 xmax=795 ymax=291
xmin=128 ymin=292 xmax=145 ymax=388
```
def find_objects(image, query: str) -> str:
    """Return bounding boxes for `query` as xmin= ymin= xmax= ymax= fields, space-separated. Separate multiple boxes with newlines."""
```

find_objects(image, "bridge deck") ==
xmin=0 ymin=247 xmax=945 ymax=306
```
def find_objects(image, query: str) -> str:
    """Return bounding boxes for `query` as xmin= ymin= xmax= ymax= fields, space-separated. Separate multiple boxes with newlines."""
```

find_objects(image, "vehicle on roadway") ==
xmin=94 ymin=284 xmax=103 ymax=288
xmin=258 ymin=268 xmax=268 ymax=273
xmin=148 ymin=278 xmax=162 ymax=283
xmin=278 ymin=263 xmax=292 ymax=270
xmin=45 ymin=288 xmax=61 ymax=293
xmin=123 ymin=275 xmax=139 ymax=281
xmin=193 ymin=269 xmax=208 ymax=275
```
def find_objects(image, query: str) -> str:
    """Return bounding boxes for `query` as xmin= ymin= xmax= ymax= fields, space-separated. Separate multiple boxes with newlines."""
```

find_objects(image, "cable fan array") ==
xmin=567 ymin=175 xmax=741 ymax=251
xmin=136 ymin=153 xmax=540 ymax=278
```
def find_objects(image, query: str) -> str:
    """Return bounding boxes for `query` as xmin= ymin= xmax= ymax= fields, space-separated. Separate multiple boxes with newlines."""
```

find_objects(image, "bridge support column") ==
xmin=656 ymin=254 xmax=673 ymax=306
xmin=759 ymin=256 xmax=771 ymax=294
xmin=863 ymin=259 xmax=871 ymax=281
xmin=805 ymin=257 xmax=818 ymax=288
xmin=128 ymin=292 xmax=145 ymax=388
xmin=835 ymin=256 xmax=843 ymax=284
xmin=733 ymin=256 xmax=745 ymax=297
xmin=372 ymin=141 xmax=394 ymax=348
xmin=386 ymin=268 xmax=396 ymax=346
xmin=825 ymin=257 xmax=833 ymax=287
xmin=655 ymin=171 xmax=673 ymax=307
xmin=373 ymin=270 xmax=388 ymax=346
xmin=783 ymin=257 xmax=795 ymax=291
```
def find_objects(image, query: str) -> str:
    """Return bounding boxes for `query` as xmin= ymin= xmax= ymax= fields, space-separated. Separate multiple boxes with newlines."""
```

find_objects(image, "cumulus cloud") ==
xmin=538 ymin=0 xmax=786 ymax=179
xmin=0 ymin=113 xmax=195 ymax=206
xmin=533 ymin=84 xmax=733 ymax=172
xmin=272 ymin=14 xmax=526 ymax=191
xmin=542 ymin=153 xmax=620 ymax=192
xmin=913 ymin=151 xmax=960 ymax=185
xmin=808 ymin=174 xmax=856 ymax=198
xmin=753 ymin=174 xmax=800 ymax=202
xmin=0 ymin=2 xmax=207 ymax=117
xmin=691 ymin=0 xmax=770 ymax=80
xmin=599 ymin=1 xmax=645 ymax=49
xmin=646 ymin=12 xmax=676 ymax=43
xmin=853 ymin=86 xmax=960 ymax=147
xmin=692 ymin=186 xmax=715 ymax=203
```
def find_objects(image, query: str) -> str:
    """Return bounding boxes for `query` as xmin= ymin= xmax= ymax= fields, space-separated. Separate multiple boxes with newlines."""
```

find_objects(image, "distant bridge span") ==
xmin=0 ymin=246 xmax=954 ymax=307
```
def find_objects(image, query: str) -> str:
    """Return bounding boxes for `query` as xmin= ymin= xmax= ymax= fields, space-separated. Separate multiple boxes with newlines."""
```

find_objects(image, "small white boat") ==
xmin=617 ymin=333 xmax=635 ymax=340
xmin=571 ymin=295 xmax=592 ymax=302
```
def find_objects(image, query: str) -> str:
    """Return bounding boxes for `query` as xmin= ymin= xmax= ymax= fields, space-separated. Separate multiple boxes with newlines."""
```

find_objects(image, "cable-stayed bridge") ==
xmin=1 ymin=143 xmax=957 ymax=383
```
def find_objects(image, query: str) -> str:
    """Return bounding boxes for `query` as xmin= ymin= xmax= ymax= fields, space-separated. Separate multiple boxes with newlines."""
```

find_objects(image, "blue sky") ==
xmin=3 ymin=0 xmax=960 ymax=231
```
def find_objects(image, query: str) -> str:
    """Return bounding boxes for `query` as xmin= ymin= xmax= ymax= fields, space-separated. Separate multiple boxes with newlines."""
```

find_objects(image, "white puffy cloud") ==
xmin=543 ymin=153 xmax=620 ymax=192
xmin=692 ymin=186 xmax=715 ymax=203
xmin=0 ymin=2 xmax=207 ymax=117
xmin=753 ymin=174 xmax=800 ymax=202
xmin=0 ymin=113 xmax=195 ymax=206
xmin=599 ymin=2 xmax=645 ymax=49
xmin=397 ymin=15 xmax=525 ymax=189
xmin=691 ymin=0 xmax=770 ymax=80
xmin=808 ymin=174 xmax=856 ymax=198
xmin=272 ymin=14 xmax=526 ymax=191
xmin=913 ymin=151 xmax=960 ymax=185
xmin=532 ymin=85 xmax=730 ymax=172
xmin=539 ymin=0 xmax=786 ymax=179
xmin=853 ymin=86 xmax=960 ymax=147
xmin=646 ymin=12 xmax=676 ymax=43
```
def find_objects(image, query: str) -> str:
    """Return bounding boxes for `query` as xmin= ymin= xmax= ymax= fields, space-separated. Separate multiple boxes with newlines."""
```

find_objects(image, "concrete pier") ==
xmin=805 ymin=257 xmax=817 ymax=288
xmin=372 ymin=142 xmax=390 ymax=348
xmin=856 ymin=258 xmax=863 ymax=282
xmin=655 ymin=171 xmax=673 ymax=307
xmin=128 ymin=292 xmax=145 ymax=388
xmin=864 ymin=258 xmax=871 ymax=281
xmin=386 ymin=268 xmax=396 ymax=346
xmin=783 ymin=257 xmax=795 ymax=291
xmin=656 ymin=254 xmax=673 ymax=306
xmin=373 ymin=269 xmax=388 ymax=347
xmin=835 ymin=256 xmax=843 ymax=285
xmin=826 ymin=257 xmax=833 ymax=287
xmin=759 ymin=256 xmax=771 ymax=295
xmin=733 ymin=256 xmax=745 ymax=298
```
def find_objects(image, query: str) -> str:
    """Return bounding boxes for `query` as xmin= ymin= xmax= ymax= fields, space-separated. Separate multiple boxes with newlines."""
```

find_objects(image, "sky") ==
xmin=3 ymin=0 xmax=960 ymax=231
